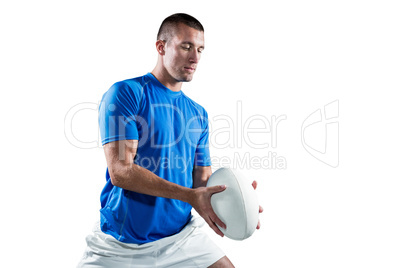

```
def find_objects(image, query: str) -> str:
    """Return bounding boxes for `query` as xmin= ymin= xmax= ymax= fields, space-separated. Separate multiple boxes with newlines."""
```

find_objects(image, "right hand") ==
xmin=189 ymin=185 xmax=227 ymax=237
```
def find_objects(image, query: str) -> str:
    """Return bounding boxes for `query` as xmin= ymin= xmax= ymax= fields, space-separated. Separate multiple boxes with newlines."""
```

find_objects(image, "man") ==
xmin=77 ymin=13 xmax=262 ymax=268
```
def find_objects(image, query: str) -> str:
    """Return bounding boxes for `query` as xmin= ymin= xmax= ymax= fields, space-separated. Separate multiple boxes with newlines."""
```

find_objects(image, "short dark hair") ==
xmin=157 ymin=13 xmax=204 ymax=42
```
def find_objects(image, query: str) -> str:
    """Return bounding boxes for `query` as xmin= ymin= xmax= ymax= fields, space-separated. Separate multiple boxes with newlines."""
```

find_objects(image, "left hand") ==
xmin=252 ymin=180 xmax=263 ymax=229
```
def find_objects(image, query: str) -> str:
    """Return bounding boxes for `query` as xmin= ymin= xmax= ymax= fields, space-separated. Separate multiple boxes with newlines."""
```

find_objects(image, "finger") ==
xmin=256 ymin=206 xmax=263 ymax=229
xmin=256 ymin=219 xmax=261 ymax=230
xmin=209 ymin=184 xmax=226 ymax=194
xmin=206 ymin=216 xmax=225 ymax=237
xmin=205 ymin=202 xmax=226 ymax=229
xmin=210 ymin=210 xmax=226 ymax=230
xmin=252 ymin=180 xmax=257 ymax=190
xmin=206 ymin=187 xmax=227 ymax=229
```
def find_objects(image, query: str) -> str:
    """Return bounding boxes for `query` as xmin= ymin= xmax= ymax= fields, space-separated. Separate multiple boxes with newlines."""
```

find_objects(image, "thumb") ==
xmin=209 ymin=184 xmax=226 ymax=194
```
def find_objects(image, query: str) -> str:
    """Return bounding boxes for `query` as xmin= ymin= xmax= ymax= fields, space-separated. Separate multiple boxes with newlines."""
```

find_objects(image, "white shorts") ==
xmin=77 ymin=217 xmax=225 ymax=268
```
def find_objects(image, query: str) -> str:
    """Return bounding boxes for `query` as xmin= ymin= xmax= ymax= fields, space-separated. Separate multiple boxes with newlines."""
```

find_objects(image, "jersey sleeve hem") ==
xmin=101 ymin=135 xmax=139 ymax=146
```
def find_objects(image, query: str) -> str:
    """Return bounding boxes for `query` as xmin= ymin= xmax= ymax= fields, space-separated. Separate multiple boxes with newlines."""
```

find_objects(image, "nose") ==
xmin=189 ymin=49 xmax=201 ymax=64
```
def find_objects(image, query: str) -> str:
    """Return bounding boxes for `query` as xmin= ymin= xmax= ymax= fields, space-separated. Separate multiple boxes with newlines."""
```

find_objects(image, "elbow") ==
xmin=109 ymin=166 xmax=124 ymax=188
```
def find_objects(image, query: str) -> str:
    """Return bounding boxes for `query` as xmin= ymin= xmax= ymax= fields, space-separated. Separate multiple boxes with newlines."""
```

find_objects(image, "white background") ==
xmin=1 ymin=0 xmax=401 ymax=267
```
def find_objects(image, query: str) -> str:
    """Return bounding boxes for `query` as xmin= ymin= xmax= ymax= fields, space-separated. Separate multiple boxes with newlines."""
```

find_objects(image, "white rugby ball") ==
xmin=206 ymin=167 xmax=259 ymax=240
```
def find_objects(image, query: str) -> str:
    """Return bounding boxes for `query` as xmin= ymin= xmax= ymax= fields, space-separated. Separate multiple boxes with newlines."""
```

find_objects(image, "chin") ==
xmin=177 ymin=75 xmax=194 ymax=82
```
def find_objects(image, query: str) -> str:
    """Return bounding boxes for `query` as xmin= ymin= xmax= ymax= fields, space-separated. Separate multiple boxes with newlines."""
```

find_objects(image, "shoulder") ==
xmin=181 ymin=92 xmax=209 ymax=118
xmin=103 ymin=74 xmax=152 ymax=104
xmin=110 ymin=75 xmax=149 ymax=96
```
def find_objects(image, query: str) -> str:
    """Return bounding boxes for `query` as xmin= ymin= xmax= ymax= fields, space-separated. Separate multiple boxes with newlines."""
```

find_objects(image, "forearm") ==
xmin=110 ymin=163 xmax=195 ymax=204
xmin=192 ymin=165 xmax=212 ymax=188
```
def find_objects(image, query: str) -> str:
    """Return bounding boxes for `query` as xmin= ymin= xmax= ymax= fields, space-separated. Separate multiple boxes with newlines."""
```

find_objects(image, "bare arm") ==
xmin=192 ymin=165 xmax=212 ymax=188
xmin=104 ymin=139 xmax=194 ymax=202
xmin=104 ymin=139 xmax=227 ymax=236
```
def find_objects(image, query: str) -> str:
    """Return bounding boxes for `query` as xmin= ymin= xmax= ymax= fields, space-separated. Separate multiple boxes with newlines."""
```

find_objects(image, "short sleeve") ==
xmin=98 ymin=81 xmax=142 ymax=146
xmin=194 ymin=112 xmax=211 ymax=166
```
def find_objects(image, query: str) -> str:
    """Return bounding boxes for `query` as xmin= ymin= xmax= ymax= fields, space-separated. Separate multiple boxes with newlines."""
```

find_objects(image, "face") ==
xmin=162 ymin=23 xmax=204 ymax=82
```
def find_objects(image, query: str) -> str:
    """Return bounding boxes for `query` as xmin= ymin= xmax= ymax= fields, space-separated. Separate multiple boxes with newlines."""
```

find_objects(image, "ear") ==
xmin=156 ymin=40 xmax=166 ymax=56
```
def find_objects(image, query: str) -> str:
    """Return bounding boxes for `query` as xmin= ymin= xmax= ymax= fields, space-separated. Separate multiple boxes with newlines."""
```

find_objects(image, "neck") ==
xmin=151 ymin=65 xmax=182 ymax=92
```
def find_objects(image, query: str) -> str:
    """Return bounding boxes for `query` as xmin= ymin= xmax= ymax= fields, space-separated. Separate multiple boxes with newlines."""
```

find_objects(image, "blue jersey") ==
xmin=98 ymin=73 xmax=211 ymax=244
